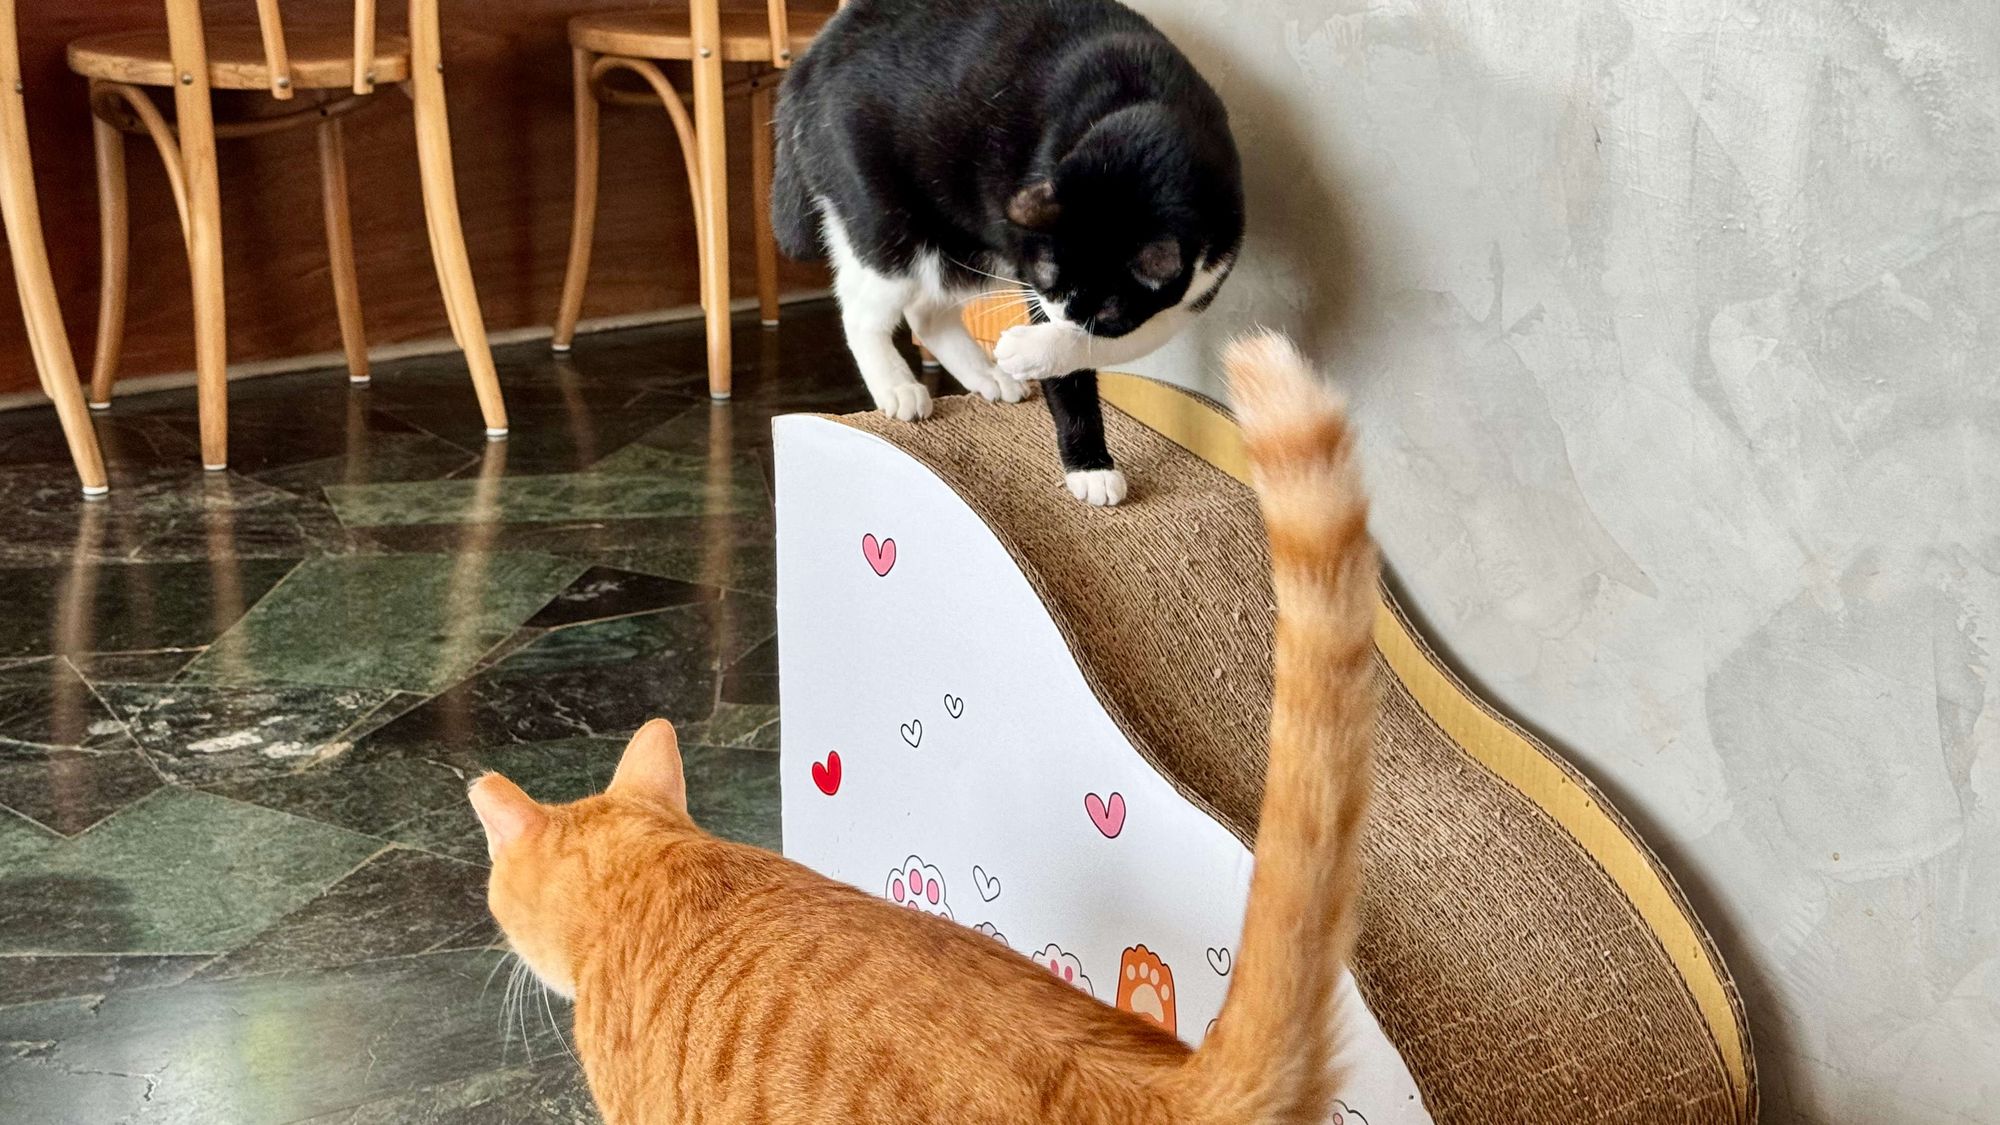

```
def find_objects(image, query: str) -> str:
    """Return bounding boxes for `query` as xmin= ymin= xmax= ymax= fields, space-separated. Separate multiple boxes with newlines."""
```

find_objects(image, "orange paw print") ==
xmin=1114 ymin=945 xmax=1176 ymax=1035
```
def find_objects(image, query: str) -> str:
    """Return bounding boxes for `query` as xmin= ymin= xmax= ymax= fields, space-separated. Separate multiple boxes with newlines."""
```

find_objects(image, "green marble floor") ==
xmin=0 ymin=303 xmax=883 ymax=1123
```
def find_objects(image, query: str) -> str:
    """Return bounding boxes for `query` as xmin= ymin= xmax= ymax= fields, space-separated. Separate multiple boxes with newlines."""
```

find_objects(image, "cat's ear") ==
xmin=610 ymin=718 xmax=687 ymax=811
xmin=469 ymin=774 xmax=544 ymax=859
xmin=1134 ymin=239 xmax=1183 ymax=288
xmin=1007 ymin=181 xmax=1062 ymax=230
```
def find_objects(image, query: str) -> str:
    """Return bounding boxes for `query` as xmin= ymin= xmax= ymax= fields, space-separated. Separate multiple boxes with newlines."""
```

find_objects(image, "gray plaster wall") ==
xmin=1117 ymin=1 xmax=2000 ymax=1121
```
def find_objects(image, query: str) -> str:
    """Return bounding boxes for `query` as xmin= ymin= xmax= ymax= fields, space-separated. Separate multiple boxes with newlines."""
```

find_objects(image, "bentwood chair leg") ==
xmin=317 ymin=117 xmax=371 ymax=384
xmin=165 ymin=0 xmax=230 ymax=470
xmin=553 ymin=46 xmax=601 ymax=353
xmin=688 ymin=47 xmax=732 ymax=398
xmin=0 ymin=10 xmax=108 ymax=495
xmin=88 ymin=114 xmax=129 ymax=408
xmin=409 ymin=2 xmax=508 ymax=438
xmin=750 ymin=79 xmax=780 ymax=329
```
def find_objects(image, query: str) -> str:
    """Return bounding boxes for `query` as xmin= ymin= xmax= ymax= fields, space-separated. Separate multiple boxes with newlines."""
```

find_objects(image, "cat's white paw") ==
xmin=875 ymin=382 xmax=934 ymax=422
xmin=1065 ymin=468 xmax=1129 ymax=507
xmin=995 ymin=323 xmax=1081 ymax=382
xmin=978 ymin=369 xmax=1030 ymax=404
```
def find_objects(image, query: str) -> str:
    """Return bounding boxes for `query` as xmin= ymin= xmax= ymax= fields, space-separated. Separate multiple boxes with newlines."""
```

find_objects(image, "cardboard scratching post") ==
xmin=774 ymin=375 xmax=1755 ymax=1124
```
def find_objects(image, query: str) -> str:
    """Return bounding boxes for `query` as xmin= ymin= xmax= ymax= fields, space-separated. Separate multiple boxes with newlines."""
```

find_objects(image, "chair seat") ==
xmin=569 ymin=8 xmax=832 ymax=62
xmin=68 ymin=26 xmax=412 ymax=91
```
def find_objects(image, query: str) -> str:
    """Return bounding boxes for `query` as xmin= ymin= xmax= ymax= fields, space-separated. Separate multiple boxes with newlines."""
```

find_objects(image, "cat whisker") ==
xmin=538 ymin=979 xmax=582 ymax=1069
xmin=944 ymin=255 xmax=1028 ymax=289
xmin=478 ymin=946 xmax=513 ymax=1001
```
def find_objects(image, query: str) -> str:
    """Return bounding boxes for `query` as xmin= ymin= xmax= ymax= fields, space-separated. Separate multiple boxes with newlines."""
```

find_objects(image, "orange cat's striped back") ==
xmin=470 ymin=330 xmax=1379 ymax=1124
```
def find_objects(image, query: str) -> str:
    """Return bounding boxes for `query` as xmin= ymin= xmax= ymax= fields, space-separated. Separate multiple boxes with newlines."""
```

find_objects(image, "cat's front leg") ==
xmin=1042 ymin=370 xmax=1128 ymax=507
xmin=824 ymin=207 xmax=933 ymax=421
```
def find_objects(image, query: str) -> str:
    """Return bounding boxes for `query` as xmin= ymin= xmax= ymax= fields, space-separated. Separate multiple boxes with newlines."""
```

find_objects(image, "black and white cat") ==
xmin=773 ymin=0 xmax=1242 ymax=505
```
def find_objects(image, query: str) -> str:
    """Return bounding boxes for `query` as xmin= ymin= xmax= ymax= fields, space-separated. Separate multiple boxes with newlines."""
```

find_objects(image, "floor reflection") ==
xmin=0 ymin=302 xmax=877 ymax=1122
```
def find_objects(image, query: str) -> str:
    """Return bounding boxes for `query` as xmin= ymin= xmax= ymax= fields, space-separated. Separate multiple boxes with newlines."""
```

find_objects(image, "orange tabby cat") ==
xmin=469 ymin=330 xmax=1379 ymax=1125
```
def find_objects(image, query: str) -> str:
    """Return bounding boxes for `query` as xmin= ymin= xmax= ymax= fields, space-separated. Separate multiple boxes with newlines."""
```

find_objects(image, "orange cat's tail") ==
xmin=1180 ymin=332 xmax=1379 ymax=1124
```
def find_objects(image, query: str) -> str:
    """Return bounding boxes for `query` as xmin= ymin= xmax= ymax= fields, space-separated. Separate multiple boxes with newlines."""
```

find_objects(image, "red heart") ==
xmin=811 ymin=751 xmax=842 ymax=796
xmin=862 ymin=533 xmax=897 ymax=577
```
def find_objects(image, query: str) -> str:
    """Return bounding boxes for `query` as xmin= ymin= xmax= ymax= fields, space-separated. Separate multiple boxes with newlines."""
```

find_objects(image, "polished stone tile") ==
xmin=0 ymin=658 xmax=130 ymax=753
xmin=97 ymin=682 xmax=400 ymax=786
xmin=364 ymin=596 xmax=772 ymax=757
xmin=0 ymin=953 xmax=206 ymax=1010
xmin=68 ymin=649 xmax=205 ymax=683
xmin=183 ymin=553 xmax=585 ymax=693
xmin=0 ymin=556 xmax=297 ymax=660
xmin=324 ymin=459 xmax=767 ymax=529
xmin=251 ymin=431 xmax=481 ymax=499
xmin=0 ymin=466 xmax=357 ymax=568
xmin=0 ymin=307 xmax=856 ymax=1120
xmin=0 ymin=810 xmax=56 ymax=866
xmin=0 ymin=409 xmax=199 ymax=468
xmin=0 ymin=788 xmax=380 ymax=955
xmin=357 ymin=511 xmax=778 ymax=595
xmin=523 ymin=565 xmax=718 ymax=629
xmin=201 ymin=848 xmax=490 ymax=980
xmin=145 ymin=394 xmax=457 ymax=479
xmin=0 ymin=747 xmax=162 ymax=837
xmin=0 ymin=950 xmax=568 ymax=1124
xmin=588 ymin=439 xmax=769 ymax=491
xmin=378 ymin=737 xmax=629 ymax=864
xmin=681 ymin=742 xmax=780 ymax=851
xmin=387 ymin=384 xmax=674 ymax=480
xmin=299 ymin=1059 xmax=598 ymax=1124
xmin=677 ymin=701 xmax=780 ymax=751
xmin=719 ymin=634 xmax=780 ymax=707
xmin=203 ymin=753 xmax=473 ymax=854
xmin=382 ymin=739 xmax=778 ymax=864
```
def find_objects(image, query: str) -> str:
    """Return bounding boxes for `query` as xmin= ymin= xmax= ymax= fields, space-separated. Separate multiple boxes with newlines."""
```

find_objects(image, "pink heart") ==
xmin=862 ymin=533 xmax=897 ymax=577
xmin=1084 ymin=792 xmax=1126 ymax=839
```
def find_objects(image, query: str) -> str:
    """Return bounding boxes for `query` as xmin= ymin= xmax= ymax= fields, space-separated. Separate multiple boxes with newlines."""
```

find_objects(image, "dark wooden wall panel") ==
xmin=0 ymin=0 xmax=834 ymax=397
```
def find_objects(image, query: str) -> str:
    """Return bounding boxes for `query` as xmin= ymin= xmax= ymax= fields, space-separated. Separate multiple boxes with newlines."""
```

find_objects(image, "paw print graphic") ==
xmin=972 ymin=922 xmax=1008 ymax=946
xmin=885 ymin=856 xmax=951 ymax=919
xmin=1033 ymin=944 xmax=1094 ymax=997
xmin=1115 ymin=945 xmax=1177 ymax=1035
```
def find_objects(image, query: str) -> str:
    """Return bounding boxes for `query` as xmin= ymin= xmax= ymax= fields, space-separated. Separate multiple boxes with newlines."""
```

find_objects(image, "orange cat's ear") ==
xmin=610 ymin=719 xmax=687 ymax=811
xmin=469 ymin=773 xmax=545 ymax=859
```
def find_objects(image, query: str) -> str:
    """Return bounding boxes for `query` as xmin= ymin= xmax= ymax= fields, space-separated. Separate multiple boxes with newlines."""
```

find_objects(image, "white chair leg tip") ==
xmin=348 ymin=375 xmax=372 ymax=386
xmin=87 ymin=401 xmax=110 ymax=412
xmin=203 ymin=463 xmax=228 ymax=473
xmin=80 ymin=484 xmax=110 ymax=498
xmin=709 ymin=391 xmax=732 ymax=402
xmin=760 ymin=319 xmax=780 ymax=329
xmin=550 ymin=342 xmax=573 ymax=354
xmin=485 ymin=428 xmax=510 ymax=441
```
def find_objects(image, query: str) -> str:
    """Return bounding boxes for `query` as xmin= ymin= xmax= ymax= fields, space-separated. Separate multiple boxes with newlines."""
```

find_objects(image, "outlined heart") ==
xmin=811 ymin=751 xmax=842 ymax=796
xmin=943 ymin=694 xmax=965 ymax=719
xmin=1084 ymin=792 xmax=1126 ymax=838
xmin=862 ymin=533 xmax=897 ymax=577
xmin=900 ymin=720 xmax=923 ymax=748
xmin=1206 ymin=947 xmax=1232 ymax=975
xmin=973 ymin=865 xmax=1001 ymax=902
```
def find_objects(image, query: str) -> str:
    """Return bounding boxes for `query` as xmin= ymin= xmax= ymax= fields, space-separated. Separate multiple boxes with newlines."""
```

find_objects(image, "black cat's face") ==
xmin=1007 ymin=179 xmax=1195 ymax=339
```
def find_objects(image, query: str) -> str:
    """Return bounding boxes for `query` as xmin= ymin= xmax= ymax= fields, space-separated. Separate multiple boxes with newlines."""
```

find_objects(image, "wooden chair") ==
xmin=2 ymin=0 xmax=110 ymax=496
xmin=66 ymin=0 xmax=509 ymax=472
xmin=552 ymin=1 xmax=836 ymax=400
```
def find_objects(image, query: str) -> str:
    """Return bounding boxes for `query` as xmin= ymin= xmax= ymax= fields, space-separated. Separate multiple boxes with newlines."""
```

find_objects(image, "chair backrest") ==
xmin=164 ymin=0 xmax=381 ymax=98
